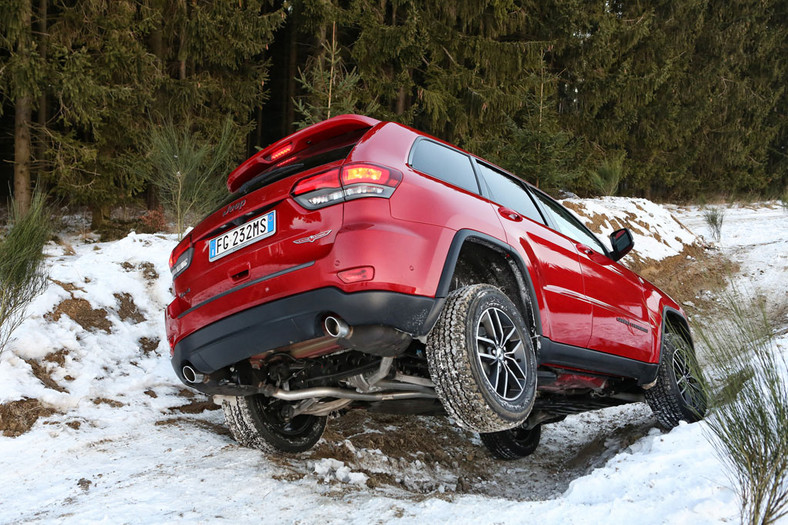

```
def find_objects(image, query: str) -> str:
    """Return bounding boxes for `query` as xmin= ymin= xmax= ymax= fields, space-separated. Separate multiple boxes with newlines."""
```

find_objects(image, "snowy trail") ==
xmin=0 ymin=201 xmax=786 ymax=524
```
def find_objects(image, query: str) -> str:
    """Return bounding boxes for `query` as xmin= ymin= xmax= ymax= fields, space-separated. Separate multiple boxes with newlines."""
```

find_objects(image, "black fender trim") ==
xmin=434 ymin=229 xmax=543 ymax=338
xmin=539 ymin=337 xmax=659 ymax=386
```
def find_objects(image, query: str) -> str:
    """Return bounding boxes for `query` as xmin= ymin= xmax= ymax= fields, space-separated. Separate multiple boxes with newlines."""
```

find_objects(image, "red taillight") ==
xmin=169 ymin=236 xmax=193 ymax=278
xmin=292 ymin=168 xmax=341 ymax=195
xmin=291 ymin=163 xmax=402 ymax=210
xmin=342 ymin=164 xmax=401 ymax=187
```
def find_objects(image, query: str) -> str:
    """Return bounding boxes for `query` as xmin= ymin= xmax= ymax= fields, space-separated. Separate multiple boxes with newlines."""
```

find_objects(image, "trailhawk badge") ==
xmin=293 ymin=230 xmax=332 ymax=244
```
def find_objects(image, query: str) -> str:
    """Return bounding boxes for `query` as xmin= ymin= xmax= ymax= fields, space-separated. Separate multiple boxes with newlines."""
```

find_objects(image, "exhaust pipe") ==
xmin=323 ymin=315 xmax=351 ymax=338
xmin=182 ymin=365 xmax=205 ymax=384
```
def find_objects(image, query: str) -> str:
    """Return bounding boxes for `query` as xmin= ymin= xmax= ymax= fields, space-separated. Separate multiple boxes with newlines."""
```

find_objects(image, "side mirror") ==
xmin=609 ymin=228 xmax=634 ymax=261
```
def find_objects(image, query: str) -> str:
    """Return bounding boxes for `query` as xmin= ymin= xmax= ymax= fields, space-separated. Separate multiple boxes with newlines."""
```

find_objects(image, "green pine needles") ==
xmin=144 ymin=119 xmax=240 ymax=239
xmin=590 ymin=154 xmax=626 ymax=196
xmin=0 ymin=192 xmax=50 ymax=356
xmin=699 ymin=293 xmax=788 ymax=525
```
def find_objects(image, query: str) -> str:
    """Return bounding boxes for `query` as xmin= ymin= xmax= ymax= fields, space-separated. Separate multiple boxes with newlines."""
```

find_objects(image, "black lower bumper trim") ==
xmin=172 ymin=288 xmax=443 ymax=380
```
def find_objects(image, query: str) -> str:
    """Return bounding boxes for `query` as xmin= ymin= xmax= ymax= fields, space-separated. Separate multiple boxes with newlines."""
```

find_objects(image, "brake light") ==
xmin=169 ymin=236 xmax=193 ymax=278
xmin=269 ymin=143 xmax=293 ymax=161
xmin=342 ymin=164 xmax=400 ymax=187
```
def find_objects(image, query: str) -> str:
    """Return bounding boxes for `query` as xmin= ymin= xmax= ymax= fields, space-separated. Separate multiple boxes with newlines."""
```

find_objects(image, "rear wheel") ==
xmin=427 ymin=284 xmax=537 ymax=433
xmin=646 ymin=327 xmax=707 ymax=429
xmin=481 ymin=423 xmax=541 ymax=460
xmin=221 ymin=395 xmax=326 ymax=453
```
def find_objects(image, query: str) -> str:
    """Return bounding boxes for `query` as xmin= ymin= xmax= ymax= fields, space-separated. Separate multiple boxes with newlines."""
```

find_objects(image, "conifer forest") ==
xmin=1 ymin=1 xmax=786 ymax=221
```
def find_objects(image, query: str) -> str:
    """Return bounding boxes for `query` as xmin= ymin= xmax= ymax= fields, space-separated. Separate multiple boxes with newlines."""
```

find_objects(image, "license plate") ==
xmin=209 ymin=211 xmax=276 ymax=262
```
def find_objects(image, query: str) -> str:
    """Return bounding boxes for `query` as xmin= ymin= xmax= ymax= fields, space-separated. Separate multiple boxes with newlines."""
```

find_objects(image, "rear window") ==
xmin=409 ymin=139 xmax=479 ymax=193
xmin=476 ymin=163 xmax=545 ymax=224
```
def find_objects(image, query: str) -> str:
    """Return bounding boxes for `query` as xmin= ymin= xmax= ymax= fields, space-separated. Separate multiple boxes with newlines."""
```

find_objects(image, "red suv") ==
xmin=165 ymin=114 xmax=705 ymax=458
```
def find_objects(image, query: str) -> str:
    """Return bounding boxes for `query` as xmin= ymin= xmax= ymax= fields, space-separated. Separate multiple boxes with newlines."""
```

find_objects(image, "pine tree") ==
xmin=293 ymin=21 xmax=379 ymax=128
xmin=0 ymin=0 xmax=45 ymax=216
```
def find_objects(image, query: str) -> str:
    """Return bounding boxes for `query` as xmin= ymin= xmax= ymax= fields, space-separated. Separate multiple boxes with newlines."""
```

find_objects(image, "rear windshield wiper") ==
xmin=238 ymin=162 xmax=306 ymax=195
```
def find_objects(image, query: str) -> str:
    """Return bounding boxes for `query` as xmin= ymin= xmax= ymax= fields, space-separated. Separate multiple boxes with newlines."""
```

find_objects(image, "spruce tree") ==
xmin=0 ymin=0 xmax=45 ymax=216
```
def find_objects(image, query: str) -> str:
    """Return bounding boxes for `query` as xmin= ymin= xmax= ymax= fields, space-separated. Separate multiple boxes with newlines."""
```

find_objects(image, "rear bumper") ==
xmin=170 ymin=287 xmax=443 ymax=380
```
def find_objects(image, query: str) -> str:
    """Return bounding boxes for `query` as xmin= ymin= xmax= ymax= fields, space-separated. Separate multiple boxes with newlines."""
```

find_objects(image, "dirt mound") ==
xmin=114 ymin=293 xmax=145 ymax=324
xmin=259 ymin=406 xmax=657 ymax=499
xmin=46 ymin=298 xmax=112 ymax=333
xmin=24 ymin=358 xmax=67 ymax=393
xmin=139 ymin=337 xmax=160 ymax=356
xmin=628 ymin=244 xmax=739 ymax=312
xmin=0 ymin=399 xmax=55 ymax=437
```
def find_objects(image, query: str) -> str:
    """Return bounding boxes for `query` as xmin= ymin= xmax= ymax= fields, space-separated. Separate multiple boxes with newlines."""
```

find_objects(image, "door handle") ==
xmin=498 ymin=207 xmax=523 ymax=222
xmin=575 ymin=243 xmax=594 ymax=256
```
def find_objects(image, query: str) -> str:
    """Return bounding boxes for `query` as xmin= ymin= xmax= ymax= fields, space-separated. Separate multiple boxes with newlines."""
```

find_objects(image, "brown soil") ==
xmin=45 ymin=298 xmax=112 ymax=333
xmin=24 ymin=359 xmax=67 ymax=393
xmin=0 ymin=399 xmax=55 ymax=437
xmin=628 ymin=244 xmax=739 ymax=313
xmin=114 ymin=293 xmax=145 ymax=324
xmin=171 ymin=400 xmax=220 ymax=414
xmin=139 ymin=262 xmax=159 ymax=282
xmin=44 ymin=349 xmax=69 ymax=367
xmin=51 ymin=280 xmax=85 ymax=293
xmin=92 ymin=397 xmax=124 ymax=408
xmin=139 ymin=337 xmax=160 ymax=356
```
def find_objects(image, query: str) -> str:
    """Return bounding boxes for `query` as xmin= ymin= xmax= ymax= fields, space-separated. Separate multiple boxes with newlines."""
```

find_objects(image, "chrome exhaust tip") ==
xmin=182 ymin=365 xmax=205 ymax=384
xmin=324 ymin=315 xmax=351 ymax=339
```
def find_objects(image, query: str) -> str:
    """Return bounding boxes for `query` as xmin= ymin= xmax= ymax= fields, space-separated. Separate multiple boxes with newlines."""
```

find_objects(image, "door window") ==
xmin=530 ymin=190 xmax=608 ymax=254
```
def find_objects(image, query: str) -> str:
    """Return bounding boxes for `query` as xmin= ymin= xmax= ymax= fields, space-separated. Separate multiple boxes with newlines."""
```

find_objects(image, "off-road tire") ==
xmin=221 ymin=395 xmax=326 ymax=453
xmin=645 ymin=329 xmax=707 ymax=429
xmin=427 ymin=284 xmax=537 ymax=433
xmin=481 ymin=423 xmax=541 ymax=460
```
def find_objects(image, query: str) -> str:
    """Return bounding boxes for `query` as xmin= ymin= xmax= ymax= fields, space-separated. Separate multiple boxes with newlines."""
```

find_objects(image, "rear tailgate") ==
xmin=170 ymin=117 xmax=379 ymax=319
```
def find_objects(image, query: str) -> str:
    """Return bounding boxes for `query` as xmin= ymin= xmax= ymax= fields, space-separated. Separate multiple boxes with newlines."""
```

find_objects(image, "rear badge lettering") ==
xmin=223 ymin=199 xmax=246 ymax=217
xmin=293 ymin=230 xmax=332 ymax=244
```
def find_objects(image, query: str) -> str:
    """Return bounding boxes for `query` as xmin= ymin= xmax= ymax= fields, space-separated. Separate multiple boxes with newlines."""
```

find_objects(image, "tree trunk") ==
xmin=284 ymin=16 xmax=297 ymax=134
xmin=14 ymin=0 xmax=33 ymax=217
xmin=36 ymin=0 xmax=48 ymax=136
xmin=15 ymin=96 xmax=33 ymax=217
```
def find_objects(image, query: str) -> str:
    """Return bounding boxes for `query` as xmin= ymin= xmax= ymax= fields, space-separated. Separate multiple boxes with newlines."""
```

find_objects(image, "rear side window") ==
xmin=410 ymin=139 xmax=479 ymax=193
xmin=476 ymin=163 xmax=544 ymax=224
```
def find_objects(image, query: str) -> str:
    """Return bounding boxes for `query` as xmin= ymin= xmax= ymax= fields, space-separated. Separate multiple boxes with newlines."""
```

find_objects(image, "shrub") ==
xmin=144 ymin=119 xmax=241 ymax=239
xmin=699 ymin=294 xmax=788 ymax=525
xmin=0 ymin=192 xmax=51 ymax=356
xmin=702 ymin=206 xmax=726 ymax=242
xmin=590 ymin=153 xmax=625 ymax=196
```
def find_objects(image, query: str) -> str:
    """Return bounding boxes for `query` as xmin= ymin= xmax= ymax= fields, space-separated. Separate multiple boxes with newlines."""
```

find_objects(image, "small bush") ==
xmin=589 ymin=153 xmax=625 ymax=196
xmin=0 ymin=192 xmax=51 ymax=355
xmin=699 ymin=294 xmax=788 ymax=525
xmin=702 ymin=206 xmax=726 ymax=242
xmin=143 ymin=119 xmax=241 ymax=239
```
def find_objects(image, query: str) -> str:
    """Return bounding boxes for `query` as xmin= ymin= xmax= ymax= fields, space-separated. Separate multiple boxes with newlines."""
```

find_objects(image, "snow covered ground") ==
xmin=0 ymin=200 xmax=786 ymax=524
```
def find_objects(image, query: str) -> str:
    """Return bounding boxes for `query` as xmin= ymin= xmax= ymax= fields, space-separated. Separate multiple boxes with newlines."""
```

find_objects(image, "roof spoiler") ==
xmin=227 ymin=114 xmax=381 ymax=193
